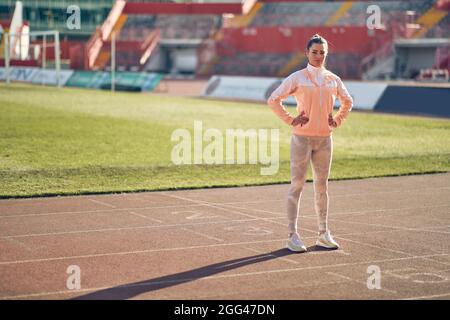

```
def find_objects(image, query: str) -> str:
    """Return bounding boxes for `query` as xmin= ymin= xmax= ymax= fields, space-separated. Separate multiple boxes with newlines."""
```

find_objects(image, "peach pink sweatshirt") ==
xmin=267 ymin=64 xmax=353 ymax=137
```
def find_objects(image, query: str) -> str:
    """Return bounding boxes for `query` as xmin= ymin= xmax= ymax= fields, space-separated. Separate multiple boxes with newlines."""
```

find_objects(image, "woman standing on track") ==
xmin=267 ymin=34 xmax=353 ymax=252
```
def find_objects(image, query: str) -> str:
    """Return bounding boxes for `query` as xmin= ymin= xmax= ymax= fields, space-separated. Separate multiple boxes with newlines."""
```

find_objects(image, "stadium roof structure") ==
xmin=123 ymin=1 xmax=251 ymax=15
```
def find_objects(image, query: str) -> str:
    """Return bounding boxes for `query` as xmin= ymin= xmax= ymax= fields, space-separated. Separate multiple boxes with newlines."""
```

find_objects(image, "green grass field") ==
xmin=1 ymin=83 xmax=449 ymax=198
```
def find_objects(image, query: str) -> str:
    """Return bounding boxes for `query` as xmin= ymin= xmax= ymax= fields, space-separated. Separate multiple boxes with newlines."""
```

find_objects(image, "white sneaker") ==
xmin=286 ymin=233 xmax=307 ymax=252
xmin=316 ymin=230 xmax=340 ymax=249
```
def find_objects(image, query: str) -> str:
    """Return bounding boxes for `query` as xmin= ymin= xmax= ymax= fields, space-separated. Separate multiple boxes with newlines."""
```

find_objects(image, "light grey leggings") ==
xmin=287 ymin=135 xmax=333 ymax=235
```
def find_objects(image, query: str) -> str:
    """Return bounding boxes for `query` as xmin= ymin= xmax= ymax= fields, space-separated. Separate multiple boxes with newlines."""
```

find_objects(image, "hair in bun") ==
xmin=306 ymin=34 xmax=328 ymax=51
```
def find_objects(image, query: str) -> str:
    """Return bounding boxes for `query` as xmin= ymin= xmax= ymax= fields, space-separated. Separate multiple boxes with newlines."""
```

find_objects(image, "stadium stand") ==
xmin=154 ymin=15 xmax=220 ymax=39
xmin=1 ymin=0 xmax=448 ymax=80
xmin=204 ymin=0 xmax=449 ymax=79
xmin=250 ymin=2 xmax=342 ymax=27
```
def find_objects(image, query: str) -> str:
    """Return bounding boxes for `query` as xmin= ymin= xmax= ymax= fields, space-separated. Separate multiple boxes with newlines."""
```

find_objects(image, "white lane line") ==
xmin=0 ymin=218 xmax=256 ymax=238
xmin=326 ymin=271 xmax=398 ymax=295
xmin=335 ymin=233 xmax=450 ymax=266
xmin=0 ymin=201 xmax=306 ymax=238
xmin=0 ymin=238 xmax=291 ymax=265
xmin=0 ymin=287 xmax=114 ymax=300
xmin=327 ymin=217 xmax=450 ymax=235
xmin=0 ymin=227 xmax=446 ymax=266
xmin=1 ymin=279 xmax=353 ymax=300
xmin=197 ymin=253 xmax=450 ymax=282
xmin=128 ymin=211 xmax=162 ymax=223
xmin=332 ymin=186 xmax=450 ymax=198
xmin=334 ymin=235 xmax=415 ymax=258
xmin=2 ymin=252 xmax=449 ymax=300
xmin=0 ymin=214 xmax=311 ymax=238
xmin=1 ymin=185 xmax=449 ymax=219
xmin=242 ymin=247 xmax=299 ymax=265
xmin=419 ymin=257 xmax=450 ymax=267
xmin=308 ymin=249 xmax=352 ymax=256
xmin=402 ymin=292 xmax=450 ymax=300
xmin=161 ymin=192 xmax=319 ymax=234
xmin=0 ymin=203 xmax=205 ymax=219
xmin=0 ymin=213 xmax=443 ymax=260
xmin=220 ymin=202 xmax=450 ymax=220
xmin=87 ymin=199 xmax=117 ymax=209
xmin=220 ymin=203 xmax=284 ymax=216
xmin=312 ymin=204 xmax=450 ymax=219
xmin=1 ymin=204 xmax=447 ymax=242
xmin=2 ymin=237 xmax=45 ymax=252
xmin=179 ymin=227 xmax=224 ymax=243
xmin=215 ymin=254 xmax=274 ymax=270
xmin=159 ymin=185 xmax=450 ymax=201
xmin=421 ymin=225 xmax=450 ymax=230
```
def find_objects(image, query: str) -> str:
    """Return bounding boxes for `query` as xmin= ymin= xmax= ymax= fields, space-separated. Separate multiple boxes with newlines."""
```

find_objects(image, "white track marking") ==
xmin=334 ymin=235 xmax=416 ymax=258
xmin=326 ymin=271 xmax=397 ymax=294
xmin=308 ymin=249 xmax=351 ymax=256
xmin=0 ymin=219 xmax=446 ymax=265
xmin=159 ymin=185 xmax=450 ymax=203
xmin=422 ymin=225 xmax=450 ymax=230
xmin=2 ymin=253 xmax=449 ymax=300
xmin=171 ymin=210 xmax=221 ymax=220
xmin=0 ymin=218 xmax=257 ymax=238
xmin=402 ymin=292 xmax=450 ymax=300
xmin=0 ymin=279 xmax=353 ymax=300
xmin=0 ymin=208 xmax=447 ymax=248
xmin=128 ymin=211 xmax=162 ymax=223
xmin=219 ymin=203 xmax=284 ymax=216
xmin=334 ymin=234 xmax=450 ymax=267
xmin=419 ymin=257 xmax=450 ymax=267
xmin=1 ymin=186 xmax=449 ymax=218
xmin=87 ymin=199 xmax=117 ymax=208
xmin=0 ymin=238 xmax=291 ymax=265
xmin=242 ymin=247 xmax=300 ymax=265
xmin=215 ymin=254 xmax=274 ymax=269
xmin=327 ymin=217 xmax=450 ymax=235
xmin=0 ymin=203 xmax=205 ymax=218
xmin=2 ymin=237 xmax=46 ymax=252
xmin=1 ymin=227 xmax=448 ymax=266
xmin=0 ymin=215 xmax=314 ymax=238
xmin=179 ymin=227 xmax=224 ymax=242
xmin=221 ymin=202 xmax=450 ymax=220
xmin=0 ymin=287 xmax=114 ymax=300
xmin=161 ymin=192 xmax=319 ymax=234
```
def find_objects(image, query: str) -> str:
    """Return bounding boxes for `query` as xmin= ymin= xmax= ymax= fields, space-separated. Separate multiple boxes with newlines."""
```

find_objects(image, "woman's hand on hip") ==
xmin=292 ymin=111 xmax=309 ymax=127
xmin=328 ymin=113 xmax=337 ymax=128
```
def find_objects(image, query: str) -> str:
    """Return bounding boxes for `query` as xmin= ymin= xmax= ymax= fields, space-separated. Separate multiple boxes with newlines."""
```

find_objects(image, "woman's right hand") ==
xmin=328 ymin=113 xmax=337 ymax=128
xmin=291 ymin=111 xmax=309 ymax=127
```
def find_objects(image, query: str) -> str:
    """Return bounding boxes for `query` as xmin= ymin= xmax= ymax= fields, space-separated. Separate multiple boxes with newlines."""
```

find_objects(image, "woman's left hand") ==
xmin=328 ymin=113 xmax=337 ymax=128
